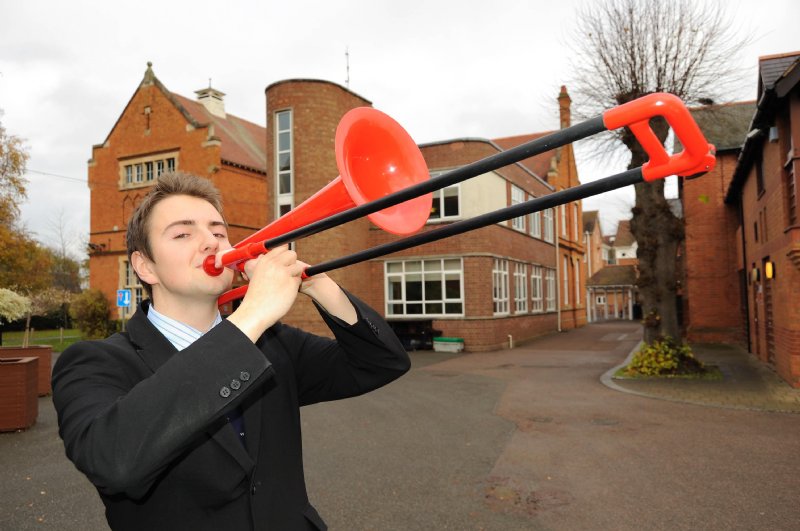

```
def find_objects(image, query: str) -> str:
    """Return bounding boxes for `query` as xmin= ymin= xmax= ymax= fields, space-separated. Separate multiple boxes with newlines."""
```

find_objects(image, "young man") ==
xmin=52 ymin=172 xmax=410 ymax=531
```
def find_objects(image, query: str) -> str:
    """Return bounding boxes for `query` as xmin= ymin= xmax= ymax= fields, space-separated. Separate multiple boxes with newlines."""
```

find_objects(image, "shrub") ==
xmin=0 ymin=288 xmax=30 ymax=324
xmin=69 ymin=289 xmax=112 ymax=339
xmin=624 ymin=336 xmax=705 ymax=377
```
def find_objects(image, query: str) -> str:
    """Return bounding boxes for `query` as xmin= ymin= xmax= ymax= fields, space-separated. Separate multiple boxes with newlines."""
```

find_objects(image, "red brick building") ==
xmin=87 ymin=63 xmax=268 ymax=319
xmin=725 ymin=53 xmax=800 ymax=386
xmin=681 ymin=52 xmax=800 ymax=387
xmin=88 ymin=66 xmax=587 ymax=351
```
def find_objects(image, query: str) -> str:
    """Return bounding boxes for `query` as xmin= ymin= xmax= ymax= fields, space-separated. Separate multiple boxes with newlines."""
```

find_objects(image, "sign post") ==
xmin=116 ymin=289 xmax=132 ymax=332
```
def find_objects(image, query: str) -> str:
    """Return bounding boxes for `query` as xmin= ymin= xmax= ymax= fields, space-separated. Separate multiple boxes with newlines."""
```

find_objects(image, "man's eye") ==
xmin=214 ymin=233 xmax=227 ymax=238
xmin=174 ymin=233 xmax=189 ymax=239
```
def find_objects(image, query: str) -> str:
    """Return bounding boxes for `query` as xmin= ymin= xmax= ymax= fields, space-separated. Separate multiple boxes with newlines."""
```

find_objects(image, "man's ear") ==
xmin=131 ymin=251 xmax=158 ymax=286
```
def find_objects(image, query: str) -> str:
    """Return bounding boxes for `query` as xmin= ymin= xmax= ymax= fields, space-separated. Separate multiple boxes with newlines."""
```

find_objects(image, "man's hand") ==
xmin=298 ymin=263 xmax=357 ymax=325
xmin=226 ymin=246 xmax=304 ymax=342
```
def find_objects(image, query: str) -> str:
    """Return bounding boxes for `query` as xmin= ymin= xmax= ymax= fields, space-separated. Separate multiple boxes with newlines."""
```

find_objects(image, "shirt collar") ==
xmin=146 ymin=304 xmax=222 ymax=351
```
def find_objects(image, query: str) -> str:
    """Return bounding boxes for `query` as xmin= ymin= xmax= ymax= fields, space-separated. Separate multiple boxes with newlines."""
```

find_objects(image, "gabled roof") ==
xmin=172 ymin=94 xmax=266 ymax=173
xmin=726 ymin=52 xmax=800 ymax=203
xmin=100 ymin=63 xmax=266 ymax=174
xmin=676 ymin=101 xmax=757 ymax=153
xmin=492 ymin=131 xmax=554 ymax=179
xmin=759 ymin=52 xmax=800 ymax=95
xmin=583 ymin=210 xmax=600 ymax=234
xmin=587 ymin=265 xmax=637 ymax=287
xmin=614 ymin=220 xmax=636 ymax=247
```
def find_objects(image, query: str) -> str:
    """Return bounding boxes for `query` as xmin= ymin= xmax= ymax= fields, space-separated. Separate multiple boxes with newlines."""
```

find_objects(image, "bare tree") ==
xmin=568 ymin=0 xmax=747 ymax=343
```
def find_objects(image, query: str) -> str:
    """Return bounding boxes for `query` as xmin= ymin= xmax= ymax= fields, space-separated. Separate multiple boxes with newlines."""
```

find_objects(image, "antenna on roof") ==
xmin=345 ymin=46 xmax=350 ymax=88
xmin=209 ymin=77 xmax=212 ymax=88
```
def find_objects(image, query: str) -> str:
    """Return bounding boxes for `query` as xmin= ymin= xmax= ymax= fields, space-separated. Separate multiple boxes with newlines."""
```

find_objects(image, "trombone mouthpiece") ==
xmin=203 ymin=255 xmax=224 ymax=276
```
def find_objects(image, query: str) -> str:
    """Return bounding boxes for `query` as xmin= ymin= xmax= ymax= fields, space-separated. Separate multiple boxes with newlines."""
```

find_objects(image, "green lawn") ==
xmin=1 ymin=328 xmax=83 ymax=352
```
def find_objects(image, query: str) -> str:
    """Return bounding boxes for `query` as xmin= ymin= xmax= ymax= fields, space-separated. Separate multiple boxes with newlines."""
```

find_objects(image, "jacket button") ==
xmin=219 ymin=386 xmax=231 ymax=398
xmin=240 ymin=371 xmax=250 ymax=381
xmin=251 ymin=484 xmax=257 ymax=495
xmin=231 ymin=379 xmax=241 ymax=390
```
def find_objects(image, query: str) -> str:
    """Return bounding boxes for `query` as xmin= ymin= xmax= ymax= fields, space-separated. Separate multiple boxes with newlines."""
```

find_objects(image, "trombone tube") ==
xmin=256 ymin=117 xmax=607 ymax=251
xmin=304 ymin=168 xmax=643 ymax=277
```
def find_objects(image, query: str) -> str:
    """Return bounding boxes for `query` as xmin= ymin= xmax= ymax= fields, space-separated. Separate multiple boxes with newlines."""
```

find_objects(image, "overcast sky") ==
xmin=1 ymin=0 xmax=797 ymax=258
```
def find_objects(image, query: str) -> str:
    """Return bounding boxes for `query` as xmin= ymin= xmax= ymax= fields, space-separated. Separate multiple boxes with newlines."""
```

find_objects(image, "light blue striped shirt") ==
xmin=146 ymin=305 xmax=223 ymax=351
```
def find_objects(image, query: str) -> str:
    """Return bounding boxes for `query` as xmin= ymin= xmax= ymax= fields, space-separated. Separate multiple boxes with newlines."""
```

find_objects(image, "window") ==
xmin=596 ymin=295 xmax=606 ymax=305
xmin=429 ymin=180 xmax=460 ymax=221
xmin=563 ymin=256 xmax=570 ymax=305
xmin=122 ymin=261 xmax=144 ymax=318
xmin=545 ymin=268 xmax=556 ymax=311
xmin=385 ymin=259 xmax=463 ymax=317
xmin=511 ymin=185 xmax=525 ymax=231
xmin=543 ymin=208 xmax=554 ymax=243
xmin=493 ymin=259 xmax=509 ymax=315
xmin=276 ymin=110 xmax=294 ymax=217
xmin=530 ymin=210 xmax=541 ymax=238
xmin=573 ymin=204 xmax=579 ymax=241
xmin=514 ymin=262 xmax=527 ymax=313
xmin=531 ymin=265 xmax=543 ymax=312
xmin=120 ymin=153 xmax=178 ymax=189
xmin=574 ymin=258 xmax=580 ymax=305
xmin=560 ymin=205 xmax=567 ymax=237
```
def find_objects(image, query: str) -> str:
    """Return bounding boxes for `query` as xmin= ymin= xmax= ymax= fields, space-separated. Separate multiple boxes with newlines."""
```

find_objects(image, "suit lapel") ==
xmin=126 ymin=301 xmax=256 ymax=471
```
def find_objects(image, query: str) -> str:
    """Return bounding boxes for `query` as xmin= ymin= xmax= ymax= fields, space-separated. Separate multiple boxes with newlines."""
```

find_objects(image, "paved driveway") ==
xmin=2 ymin=322 xmax=798 ymax=530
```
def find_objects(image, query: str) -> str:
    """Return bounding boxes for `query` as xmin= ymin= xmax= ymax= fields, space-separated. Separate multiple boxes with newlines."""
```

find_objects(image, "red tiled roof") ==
xmin=492 ymin=131 xmax=554 ymax=178
xmin=587 ymin=265 xmax=637 ymax=287
xmin=614 ymin=220 xmax=636 ymax=247
xmin=173 ymin=94 xmax=266 ymax=174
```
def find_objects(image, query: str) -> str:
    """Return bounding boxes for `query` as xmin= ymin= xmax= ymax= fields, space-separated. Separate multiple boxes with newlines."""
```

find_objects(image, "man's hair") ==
xmin=126 ymin=171 xmax=224 ymax=298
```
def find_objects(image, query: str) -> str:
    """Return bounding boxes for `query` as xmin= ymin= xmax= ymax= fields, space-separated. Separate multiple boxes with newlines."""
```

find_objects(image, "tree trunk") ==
xmin=623 ymin=119 xmax=684 ymax=344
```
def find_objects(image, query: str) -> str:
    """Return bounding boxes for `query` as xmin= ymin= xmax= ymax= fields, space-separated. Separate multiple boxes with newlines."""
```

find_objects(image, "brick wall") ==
xmin=682 ymin=150 xmax=745 ymax=344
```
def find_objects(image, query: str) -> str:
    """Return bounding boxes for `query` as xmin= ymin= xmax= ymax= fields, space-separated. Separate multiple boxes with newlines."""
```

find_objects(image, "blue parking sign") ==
xmin=117 ymin=289 xmax=132 ymax=308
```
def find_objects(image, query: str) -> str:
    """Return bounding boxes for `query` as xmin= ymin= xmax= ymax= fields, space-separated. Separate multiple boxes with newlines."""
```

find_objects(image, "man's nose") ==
xmin=201 ymin=230 xmax=220 ymax=252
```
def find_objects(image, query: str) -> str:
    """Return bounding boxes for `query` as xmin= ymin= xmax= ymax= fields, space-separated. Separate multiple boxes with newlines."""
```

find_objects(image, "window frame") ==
xmin=384 ymin=258 xmax=464 ymax=318
xmin=493 ymin=258 xmax=510 ymax=316
xmin=514 ymin=262 xmax=528 ymax=313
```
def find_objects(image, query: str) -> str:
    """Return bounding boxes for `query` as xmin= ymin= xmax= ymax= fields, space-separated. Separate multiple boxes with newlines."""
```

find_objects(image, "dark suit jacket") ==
xmin=52 ymin=292 xmax=410 ymax=530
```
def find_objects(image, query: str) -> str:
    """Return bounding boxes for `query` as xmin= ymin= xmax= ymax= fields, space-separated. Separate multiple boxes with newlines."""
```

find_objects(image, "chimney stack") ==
xmin=558 ymin=85 xmax=571 ymax=129
xmin=195 ymin=86 xmax=226 ymax=118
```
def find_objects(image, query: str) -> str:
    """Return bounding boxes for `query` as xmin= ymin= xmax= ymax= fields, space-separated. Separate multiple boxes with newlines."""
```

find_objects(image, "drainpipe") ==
xmin=737 ymin=188 xmax=752 ymax=351
xmin=585 ymin=230 xmax=592 ymax=316
xmin=555 ymin=207 xmax=562 ymax=332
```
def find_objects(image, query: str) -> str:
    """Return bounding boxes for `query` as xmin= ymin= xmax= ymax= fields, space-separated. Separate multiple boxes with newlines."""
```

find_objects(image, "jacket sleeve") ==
xmin=272 ymin=290 xmax=411 ymax=406
xmin=52 ymin=320 xmax=271 ymax=499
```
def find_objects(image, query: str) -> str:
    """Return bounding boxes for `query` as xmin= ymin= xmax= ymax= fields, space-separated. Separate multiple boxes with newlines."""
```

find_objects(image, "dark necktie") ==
xmin=227 ymin=407 xmax=246 ymax=447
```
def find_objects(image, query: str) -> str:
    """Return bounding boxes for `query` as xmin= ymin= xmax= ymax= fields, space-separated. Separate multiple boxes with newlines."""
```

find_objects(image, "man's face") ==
xmin=132 ymin=194 xmax=234 ymax=306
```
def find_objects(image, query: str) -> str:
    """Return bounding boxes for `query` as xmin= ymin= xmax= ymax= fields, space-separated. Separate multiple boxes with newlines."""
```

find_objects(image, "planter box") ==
xmin=0 ymin=357 xmax=38 ymax=432
xmin=433 ymin=337 xmax=465 ymax=353
xmin=0 ymin=345 xmax=52 ymax=396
